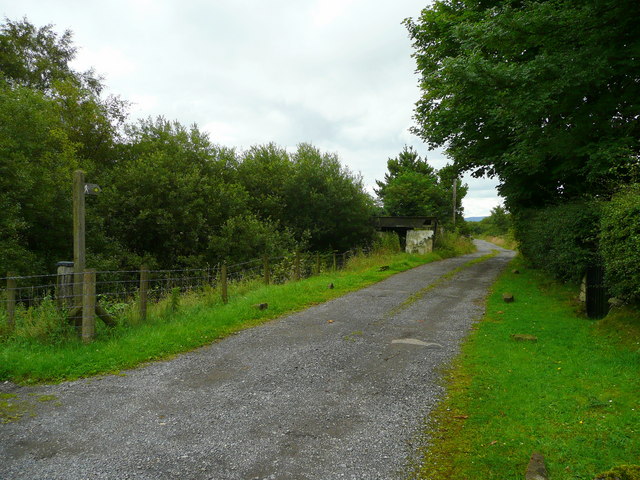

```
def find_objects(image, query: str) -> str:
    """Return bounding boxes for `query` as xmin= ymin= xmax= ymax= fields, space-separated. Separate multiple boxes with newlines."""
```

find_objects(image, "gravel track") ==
xmin=1 ymin=240 xmax=514 ymax=480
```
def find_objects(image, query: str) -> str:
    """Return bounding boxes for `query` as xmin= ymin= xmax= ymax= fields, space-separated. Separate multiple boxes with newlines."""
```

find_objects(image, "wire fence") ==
xmin=0 ymin=249 xmax=365 ymax=341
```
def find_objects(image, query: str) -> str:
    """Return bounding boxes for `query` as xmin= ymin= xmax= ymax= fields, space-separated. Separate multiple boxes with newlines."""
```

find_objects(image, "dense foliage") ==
xmin=375 ymin=146 xmax=467 ymax=223
xmin=405 ymin=0 xmax=640 ymax=212
xmin=407 ymin=0 xmax=640 ymax=297
xmin=467 ymin=206 xmax=511 ymax=237
xmin=0 ymin=18 xmax=375 ymax=275
xmin=600 ymin=185 xmax=640 ymax=300
xmin=514 ymin=202 xmax=602 ymax=283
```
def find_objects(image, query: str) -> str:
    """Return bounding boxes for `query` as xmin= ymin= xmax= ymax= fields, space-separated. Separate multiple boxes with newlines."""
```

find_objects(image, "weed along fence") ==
xmin=1 ymin=250 xmax=359 ymax=343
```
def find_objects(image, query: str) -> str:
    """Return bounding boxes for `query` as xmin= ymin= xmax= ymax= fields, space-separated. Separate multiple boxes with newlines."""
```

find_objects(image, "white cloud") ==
xmin=310 ymin=0 xmax=357 ymax=27
xmin=73 ymin=46 xmax=136 ymax=80
xmin=202 ymin=121 xmax=239 ymax=145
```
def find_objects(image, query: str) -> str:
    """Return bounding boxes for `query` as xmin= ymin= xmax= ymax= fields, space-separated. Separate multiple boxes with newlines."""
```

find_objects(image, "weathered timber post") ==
xmin=332 ymin=251 xmax=337 ymax=271
xmin=221 ymin=263 xmax=228 ymax=304
xmin=342 ymin=252 xmax=347 ymax=269
xmin=139 ymin=265 xmax=149 ymax=322
xmin=73 ymin=170 xmax=86 ymax=308
xmin=315 ymin=253 xmax=321 ymax=275
xmin=452 ymin=176 xmax=458 ymax=226
xmin=82 ymin=269 xmax=96 ymax=343
xmin=56 ymin=261 xmax=74 ymax=311
xmin=263 ymin=256 xmax=270 ymax=286
xmin=6 ymin=273 xmax=16 ymax=330
xmin=294 ymin=251 xmax=301 ymax=281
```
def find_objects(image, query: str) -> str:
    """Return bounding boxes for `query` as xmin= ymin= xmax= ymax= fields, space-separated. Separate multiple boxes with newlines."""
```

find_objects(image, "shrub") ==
xmin=514 ymin=201 xmax=602 ymax=282
xmin=372 ymin=232 xmax=402 ymax=254
xmin=434 ymin=231 xmax=475 ymax=257
xmin=600 ymin=184 xmax=640 ymax=300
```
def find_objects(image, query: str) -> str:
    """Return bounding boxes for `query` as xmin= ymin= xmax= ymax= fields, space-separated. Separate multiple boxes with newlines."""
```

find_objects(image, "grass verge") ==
xmin=412 ymin=256 xmax=639 ymax=480
xmin=478 ymin=234 xmax=518 ymax=251
xmin=0 ymin=244 xmax=473 ymax=385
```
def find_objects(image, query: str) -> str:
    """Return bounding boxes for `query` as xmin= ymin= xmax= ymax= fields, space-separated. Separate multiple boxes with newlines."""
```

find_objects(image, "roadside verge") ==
xmin=412 ymin=256 xmax=640 ymax=480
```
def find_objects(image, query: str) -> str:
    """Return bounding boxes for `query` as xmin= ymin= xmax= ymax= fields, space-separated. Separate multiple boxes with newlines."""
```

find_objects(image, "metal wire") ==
xmin=0 ymin=248 xmax=370 ymax=313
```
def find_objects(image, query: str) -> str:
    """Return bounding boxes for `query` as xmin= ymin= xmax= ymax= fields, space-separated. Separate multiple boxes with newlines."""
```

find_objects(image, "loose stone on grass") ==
xmin=511 ymin=334 xmax=538 ymax=342
xmin=525 ymin=452 xmax=549 ymax=480
xmin=253 ymin=303 xmax=268 ymax=310
xmin=503 ymin=293 xmax=515 ymax=303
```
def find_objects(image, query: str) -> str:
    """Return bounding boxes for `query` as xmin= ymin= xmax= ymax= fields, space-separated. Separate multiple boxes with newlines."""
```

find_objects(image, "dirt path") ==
xmin=1 ymin=240 xmax=514 ymax=479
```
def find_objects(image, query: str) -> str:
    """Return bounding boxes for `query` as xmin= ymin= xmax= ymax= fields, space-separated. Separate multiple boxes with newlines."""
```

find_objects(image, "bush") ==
xmin=434 ymin=231 xmax=475 ymax=257
xmin=600 ymin=185 xmax=640 ymax=300
xmin=372 ymin=232 xmax=402 ymax=254
xmin=206 ymin=214 xmax=299 ymax=264
xmin=514 ymin=201 xmax=602 ymax=282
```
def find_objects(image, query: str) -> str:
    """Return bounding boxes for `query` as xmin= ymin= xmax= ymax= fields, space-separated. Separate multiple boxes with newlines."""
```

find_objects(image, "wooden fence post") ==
xmin=56 ymin=261 xmax=74 ymax=311
xmin=82 ymin=269 xmax=96 ymax=343
xmin=221 ymin=263 xmax=228 ymax=304
xmin=73 ymin=170 xmax=86 ymax=307
xmin=333 ymin=251 xmax=337 ymax=271
xmin=294 ymin=251 xmax=301 ymax=281
xmin=263 ymin=256 xmax=270 ymax=285
xmin=6 ymin=273 xmax=16 ymax=330
xmin=139 ymin=265 xmax=149 ymax=322
xmin=315 ymin=253 xmax=321 ymax=275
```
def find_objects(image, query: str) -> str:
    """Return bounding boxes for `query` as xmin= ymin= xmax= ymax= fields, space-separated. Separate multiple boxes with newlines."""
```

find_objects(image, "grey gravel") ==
xmin=0 ymin=240 xmax=514 ymax=480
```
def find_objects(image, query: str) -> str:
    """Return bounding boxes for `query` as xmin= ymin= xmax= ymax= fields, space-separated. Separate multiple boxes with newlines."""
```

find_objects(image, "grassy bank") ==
xmin=477 ymin=233 xmax=518 ymax=250
xmin=413 ymin=256 xmax=639 ymax=479
xmin=0 ymin=241 xmax=474 ymax=385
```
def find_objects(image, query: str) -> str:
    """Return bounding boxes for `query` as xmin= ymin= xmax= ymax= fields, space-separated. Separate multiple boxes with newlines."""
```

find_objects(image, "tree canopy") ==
xmin=405 ymin=0 xmax=640 ymax=211
xmin=375 ymin=146 xmax=466 ymax=222
xmin=0 ymin=18 xmax=376 ymax=275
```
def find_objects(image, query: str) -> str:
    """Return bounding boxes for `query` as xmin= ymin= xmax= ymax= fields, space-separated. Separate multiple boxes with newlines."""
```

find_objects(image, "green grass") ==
xmin=0 ymin=244 xmax=474 ymax=385
xmin=413 ymin=256 xmax=640 ymax=480
xmin=478 ymin=233 xmax=518 ymax=251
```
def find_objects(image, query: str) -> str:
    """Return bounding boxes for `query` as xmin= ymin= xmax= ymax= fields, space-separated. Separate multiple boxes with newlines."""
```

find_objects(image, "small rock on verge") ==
xmin=525 ymin=452 xmax=548 ymax=480
xmin=511 ymin=334 xmax=538 ymax=342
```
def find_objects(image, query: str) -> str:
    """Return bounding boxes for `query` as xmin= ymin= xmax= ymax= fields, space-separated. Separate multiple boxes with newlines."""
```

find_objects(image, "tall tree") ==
xmin=94 ymin=118 xmax=249 ymax=268
xmin=0 ymin=18 xmax=127 ymax=273
xmin=0 ymin=84 xmax=79 ymax=274
xmin=285 ymin=143 xmax=375 ymax=251
xmin=376 ymin=147 xmax=466 ymax=222
xmin=0 ymin=18 xmax=127 ymax=169
xmin=405 ymin=0 xmax=640 ymax=211
xmin=236 ymin=143 xmax=375 ymax=251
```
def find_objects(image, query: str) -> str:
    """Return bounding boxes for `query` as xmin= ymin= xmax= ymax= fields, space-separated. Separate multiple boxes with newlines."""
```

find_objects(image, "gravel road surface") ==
xmin=1 ymin=240 xmax=514 ymax=480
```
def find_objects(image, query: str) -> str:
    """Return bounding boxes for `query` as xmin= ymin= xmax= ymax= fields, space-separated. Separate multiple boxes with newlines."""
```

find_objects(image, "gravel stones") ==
xmin=1 ymin=241 xmax=514 ymax=480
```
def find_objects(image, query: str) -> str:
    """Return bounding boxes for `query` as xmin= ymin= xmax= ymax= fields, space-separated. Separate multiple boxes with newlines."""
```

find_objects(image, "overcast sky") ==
xmin=2 ymin=0 xmax=502 ymax=217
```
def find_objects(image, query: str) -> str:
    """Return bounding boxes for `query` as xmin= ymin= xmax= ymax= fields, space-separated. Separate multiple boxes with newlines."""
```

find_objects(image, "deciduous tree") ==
xmin=375 ymin=146 xmax=466 ymax=222
xmin=405 ymin=0 xmax=640 ymax=210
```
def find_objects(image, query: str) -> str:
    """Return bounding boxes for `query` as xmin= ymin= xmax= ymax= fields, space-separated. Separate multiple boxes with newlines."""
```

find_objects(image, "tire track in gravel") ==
xmin=0 ymin=240 xmax=515 ymax=480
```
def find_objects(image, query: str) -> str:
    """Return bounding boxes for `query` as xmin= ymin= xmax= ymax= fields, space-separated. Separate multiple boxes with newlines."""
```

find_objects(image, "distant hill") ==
xmin=465 ymin=216 xmax=487 ymax=222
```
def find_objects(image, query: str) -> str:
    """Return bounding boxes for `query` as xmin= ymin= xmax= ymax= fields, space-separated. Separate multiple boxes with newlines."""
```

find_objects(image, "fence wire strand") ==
xmin=1 ymin=249 xmax=368 ymax=316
